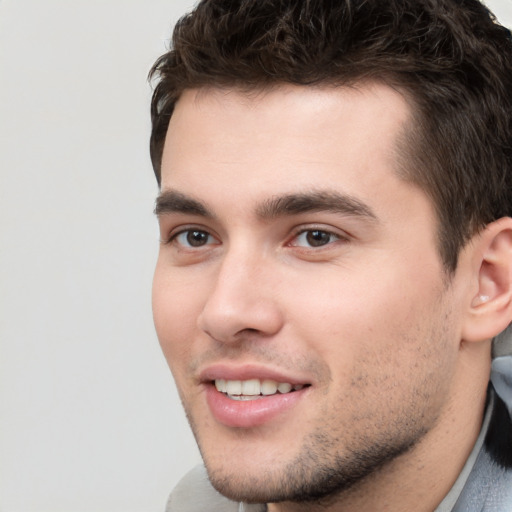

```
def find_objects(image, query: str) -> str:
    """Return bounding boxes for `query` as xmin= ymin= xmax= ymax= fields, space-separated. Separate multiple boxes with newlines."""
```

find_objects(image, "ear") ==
xmin=461 ymin=217 xmax=512 ymax=343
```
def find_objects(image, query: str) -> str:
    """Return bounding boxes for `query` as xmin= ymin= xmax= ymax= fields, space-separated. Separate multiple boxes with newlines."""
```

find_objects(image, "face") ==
xmin=153 ymin=84 xmax=464 ymax=505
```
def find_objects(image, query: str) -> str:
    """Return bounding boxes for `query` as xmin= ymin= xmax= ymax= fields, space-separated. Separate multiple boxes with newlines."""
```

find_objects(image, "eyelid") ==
xmin=161 ymin=224 xmax=219 ymax=246
xmin=287 ymin=225 xmax=350 ymax=248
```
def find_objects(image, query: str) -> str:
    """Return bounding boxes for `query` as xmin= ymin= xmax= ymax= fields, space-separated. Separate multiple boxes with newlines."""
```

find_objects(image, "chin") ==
xmin=201 ymin=428 xmax=420 ymax=505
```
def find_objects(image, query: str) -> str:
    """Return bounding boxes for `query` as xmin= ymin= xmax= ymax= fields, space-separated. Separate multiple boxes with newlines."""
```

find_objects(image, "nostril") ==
xmin=239 ymin=327 xmax=261 ymax=336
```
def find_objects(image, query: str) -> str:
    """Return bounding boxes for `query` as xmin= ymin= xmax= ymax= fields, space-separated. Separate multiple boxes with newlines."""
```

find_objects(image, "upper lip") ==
xmin=198 ymin=363 xmax=311 ymax=386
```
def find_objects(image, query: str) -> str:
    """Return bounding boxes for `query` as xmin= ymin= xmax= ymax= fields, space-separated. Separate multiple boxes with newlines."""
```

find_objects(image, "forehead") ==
xmin=160 ymin=83 xmax=416 ymax=216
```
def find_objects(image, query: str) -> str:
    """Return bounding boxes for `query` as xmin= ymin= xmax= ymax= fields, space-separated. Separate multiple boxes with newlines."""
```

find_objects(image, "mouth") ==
xmin=214 ymin=378 xmax=308 ymax=401
xmin=202 ymin=372 xmax=311 ymax=428
xmin=199 ymin=364 xmax=313 ymax=427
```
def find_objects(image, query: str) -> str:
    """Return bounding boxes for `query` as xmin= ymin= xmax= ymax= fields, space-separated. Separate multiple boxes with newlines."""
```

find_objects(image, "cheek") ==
xmin=281 ymin=264 xmax=394 ymax=345
xmin=152 ymin=263 xmax=204 ymax=378
xmin=281 ymin=258 xmax=449 ymax=375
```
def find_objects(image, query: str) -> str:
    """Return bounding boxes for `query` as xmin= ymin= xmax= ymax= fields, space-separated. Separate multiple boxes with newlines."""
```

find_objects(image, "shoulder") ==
xmin=454 ymin=389 xmax=512 ymax=511
xmin=455 ymin=448 xmax=512 ymax=511
xmin=165 ymin=465 xmax=266 ymax=512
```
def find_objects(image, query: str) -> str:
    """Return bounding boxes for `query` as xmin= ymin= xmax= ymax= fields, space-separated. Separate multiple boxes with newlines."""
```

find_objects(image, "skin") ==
xmin=153 ymin=84 xmax=493 ymax=511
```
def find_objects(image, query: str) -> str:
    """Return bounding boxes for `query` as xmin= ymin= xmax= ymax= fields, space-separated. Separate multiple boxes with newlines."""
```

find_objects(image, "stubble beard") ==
xmin=184 ymin=294 xmax=454 ymax=507
xmin=190 ymin=353 xmax=448 ymax=506
xmin=185 ymin=352 xmax=449 ymax=506
xmin=201 ymin=417 xmax=431 ymax=507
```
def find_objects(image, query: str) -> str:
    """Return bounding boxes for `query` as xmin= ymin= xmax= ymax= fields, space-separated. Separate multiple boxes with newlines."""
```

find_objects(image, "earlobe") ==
xmin=462 ymin=217 xmax=512 ymax=343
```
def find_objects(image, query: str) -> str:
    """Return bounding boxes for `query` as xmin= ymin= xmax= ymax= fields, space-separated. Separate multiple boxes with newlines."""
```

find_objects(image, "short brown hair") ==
xmin=149 ymin=0 xmax=512 ymax=271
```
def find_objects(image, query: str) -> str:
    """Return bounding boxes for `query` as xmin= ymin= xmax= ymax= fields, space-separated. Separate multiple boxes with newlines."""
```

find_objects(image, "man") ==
xmin=149 ymin=0 xmax=512 ymax=510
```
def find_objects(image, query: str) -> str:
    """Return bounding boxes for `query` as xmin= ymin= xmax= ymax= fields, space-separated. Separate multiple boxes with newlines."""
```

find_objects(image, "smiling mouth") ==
xmin=214 ymin=378 xmax=309 ymax=401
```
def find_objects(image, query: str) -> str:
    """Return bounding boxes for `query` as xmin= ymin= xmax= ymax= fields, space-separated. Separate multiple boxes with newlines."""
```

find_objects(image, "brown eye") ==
xmin=293 ymin=229 xmax=339 ymax=248
xmin=306 ymin=230 xmax=332 ymax=247
xmin=174 ymin=230 xmax=214 ymax=247
xmin=187 ymin=230 xmax=209 ymax=247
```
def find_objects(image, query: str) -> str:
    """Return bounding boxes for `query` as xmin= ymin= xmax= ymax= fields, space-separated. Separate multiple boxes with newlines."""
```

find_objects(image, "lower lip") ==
xmin=204 ymin=384 xmax=308 ymax=428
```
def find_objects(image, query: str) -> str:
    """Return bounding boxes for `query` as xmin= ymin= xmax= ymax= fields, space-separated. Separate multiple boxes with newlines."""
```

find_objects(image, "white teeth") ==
xmin=214 ymin=378 xmax=304 ymax=398
xmin=241 ymin=379 xmax=260 ymax=395
xmin=261 ymin=380 xmax=278 ymax=395
xmin=278 ymin=382 xmax=292 ymax=393
xmin=225 ymin=380 xmax=242 ymax=395
xmin=215 ymin=379 xmax=227 ymax=393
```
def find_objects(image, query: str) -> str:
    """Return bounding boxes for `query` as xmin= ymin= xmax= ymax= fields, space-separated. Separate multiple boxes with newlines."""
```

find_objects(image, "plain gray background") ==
xmin=0 ymin=1 xmax=511 ymax=511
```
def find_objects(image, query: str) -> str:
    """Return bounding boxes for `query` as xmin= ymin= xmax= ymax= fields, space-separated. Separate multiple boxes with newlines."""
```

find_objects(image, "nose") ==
xmin=197 ymin=249 xmax=284 ymax=344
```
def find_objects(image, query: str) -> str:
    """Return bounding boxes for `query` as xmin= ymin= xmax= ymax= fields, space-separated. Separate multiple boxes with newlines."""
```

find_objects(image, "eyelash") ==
xmin=164 ymin=226 xmax=345 ymax=250
xmin=163 ymin=227 xmax=218 ymax=248
xmin=289 ymin=228 xmax=343 ymax=249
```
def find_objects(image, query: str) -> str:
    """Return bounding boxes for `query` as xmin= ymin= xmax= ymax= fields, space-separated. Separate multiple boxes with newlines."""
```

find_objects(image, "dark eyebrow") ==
xmin=154 ymin=189 xmax=377 ymax=223
xmin=154 ymin=190 xmax=213 ymax=218
xmin=256 ymin=191 xmax=378 ymax=221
